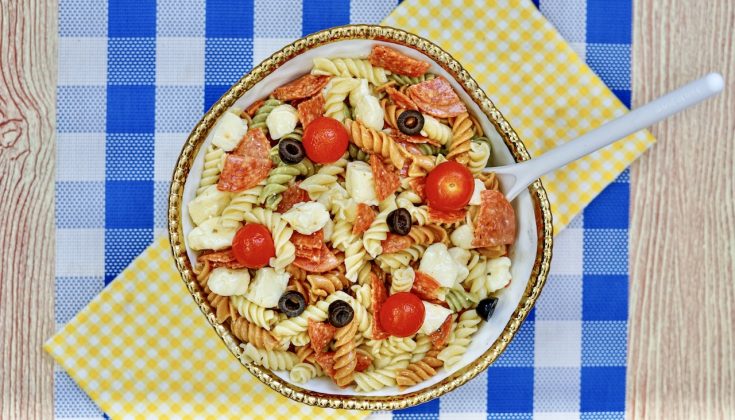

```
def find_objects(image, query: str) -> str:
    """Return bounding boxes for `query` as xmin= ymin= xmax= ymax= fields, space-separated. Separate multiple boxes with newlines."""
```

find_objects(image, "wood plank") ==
xmin=0 ymin=0 xmax=57 ymax=418
xmin=629 ymin=0 xmax=735 ymax=418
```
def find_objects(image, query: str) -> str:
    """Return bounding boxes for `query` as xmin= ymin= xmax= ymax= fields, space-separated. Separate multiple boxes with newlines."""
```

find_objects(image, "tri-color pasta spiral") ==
xmin=272 ymin=291 xmax=351 ymax=339
xmin=299 ymin=154 xmax=348 ymax=199
xmin=388 ymin=72 xmax=436 ymax=86
xmin=421 ymin=114 xmax=453 ymax=145
xmin=362 ymin=209 xmax=390 ymax=258
xmin=230 ymin=316 xmax=281 ymax=350
xmin=220 ymin=181 xmax=265 ymax=228
xmin=438 ymin=310 xmax=481 ymax=368
xmin=333 ymin=320 xmax=359 ymax=387
xmin=324 ymin=77 xmax=360 ymax=122
xmin=258 ymin=158 xmax=315 ymax=209
xmin=312 ymin=57 xmax=389 ymax=86
xmin=230 ymin=296 xmax=279 ymax=330
xmin=250 ymin=98 xmax=283 ymax=134
xmin=407 ymin=224 xmax=450 ymax=246
xmin=468 ymin=139 xmax=491 ymax=174
xmin=396 ymin=348 xmax=444 ymax=389
xmin=347 ymin=119 xmax=409 ymax=171
xmin=447 ymin=112 xmax=473 ymax=164
xmin=241 ymin=343 xmax=298 ymax=370
xmin=290 ymin=362 xmax=323 ymax=384
xmin=197 ymin=145 xmax=225 ymax=195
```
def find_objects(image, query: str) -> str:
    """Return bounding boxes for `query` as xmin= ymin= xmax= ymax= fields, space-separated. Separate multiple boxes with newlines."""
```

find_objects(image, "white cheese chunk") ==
xmin=322 ymin=218 xmax=335 ymax=242
xmin=450 ymin=224 xmax=475 ymax=250
xmin=345 ymin=161 xmax=378 ymax=205
xmin=208 ymin=267 xmax=250 ymax=296
xmin=418 ymin=301 xmax=453 ymax=335
xmin=486 ymin=257 xmax=512 ymax=292
xmin=419 ymin=243 xmax=463 ymax=288
xmin=211 ymin=112 xmax=248 ymax=151
xmin=246 ymin=267 xmax=289 ymax=308
xmin=266 ymin=104 xmax=298 ymax=140
xmin=187 ymin=217 xmax=239 ymax=251
xmin=354 ymin=95 xmax=384 ymax=131
xmin=449 ymin=247 xmax=471 ymax=284
xmin=349 ymin=79 xmax=371 ymax=107
xmin=469 ymin=179 xmax=485 ymax=205
xmin=282 ymin=201 xmax=330 ymax=235
xmin=187 ymin=185 xmax=231 ymax=226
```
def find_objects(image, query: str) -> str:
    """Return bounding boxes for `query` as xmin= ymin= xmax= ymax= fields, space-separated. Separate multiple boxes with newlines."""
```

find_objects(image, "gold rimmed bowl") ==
xmin=168 ymin=24 xmax=553 ymax=410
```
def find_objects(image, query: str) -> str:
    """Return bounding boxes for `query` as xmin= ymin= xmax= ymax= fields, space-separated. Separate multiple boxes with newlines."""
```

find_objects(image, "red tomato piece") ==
xmin=381 ymin=233 xmax=413 ymax=254
xmin=371 ymin=272 xmax=390 ymax=340
xmin=308 ymin=319 xmax=337 ymax=354
xmin=302 ymin=117 xmax=349 ymax=163
xmin=276 ymin=183 xmax=310 ymax=213
xmin=428 ymin=314 xmax=454 ymax=349
xmin=378 ymin=292 xmax=425 ymax=337
xmin=411 ymin=271 xmax=442 ymax=302
xmin=472 ymin=189 xmax=517 ymax=247
xmin=369 ymin=154 xmax=400 ymax=201
xmin=292 ymin=244 xmax=343 ymax=273
xmin=352 ymin=203 xmax=376 ymax=235
xmin=425 ymin=161 xmax=474 ymax=211
xmin=355 ymin=352 xmax=372 ymax=372
xmin=231 ymin=224 xmax=276 ymax=268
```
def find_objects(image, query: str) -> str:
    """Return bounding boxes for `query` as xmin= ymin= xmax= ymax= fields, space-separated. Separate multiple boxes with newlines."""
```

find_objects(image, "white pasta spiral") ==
xmin=311 ymin=57 xmax=389 ymax=86
xmin=299 ymin=154 xmax=348 ymax=200
xmin=353 ymin=352 xmax=412 ymax=392
xmin=411 ymin=334 xmax=432 ymax=363
xmin=242 ymin=208 xmax=295 ymax=269
xmin=468 ymin=140 xmax=491 ymax=174
xmin=362 ymin=209 xmax=390 ymax=258
xmin=438 ymin=310 xmax=481 ymax=369
xmin=272 ymin=291 xmax=351 ymax=339
xmin=324 ymin=77 xmax=360 ymax=122
xmin=219 ymin=181 xmax=265 ymax=228
xmin=330 ymin=219 xmax=354 ymax=252
xmin=420 ymin=114 xmax=453 ymax=145
xmin=344 ymin=237 xmax=369 ymax=283
xmin=231 ymin=296 xmax=278 ymax=330
xmin=197 ymin=145 xmax=225 ymax=195
xmin=465 ymin=251 xmax=490 ymax=301
xmin=290 ymin=362 xmax=323 ymax=384
xmin=240 ymin=343 xmax=298 ymax=370
xmin=375 ymin=245 xmax=426 ymax=272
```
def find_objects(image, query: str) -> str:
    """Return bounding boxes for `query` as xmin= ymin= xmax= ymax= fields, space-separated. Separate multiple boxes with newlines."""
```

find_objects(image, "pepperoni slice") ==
xmin=314 ymin=351 xmax=337 ymax=378
xmin=273 ymin=74 xmax=332 ymax=101
xmin=388 ymin=129 xmax=440 ymax=147
xmin=292 ymin=245 xmax=343 ymax=273
xmin=297 ymin=93 xmax=325 ymax=128
xmin=411 ymin=271 xmax=442 ymax=301
xmin=352 ymin=203 xmax=376 ymax=235
xmin=217 ymin=154 xmax=271 ymax=192
xmin=472 ymin=189 xmax=517 ymax=247
xmin=371 ymin=271 xmax=390 ymax=340
xmin=428 ymin=207 xmax=467 ymax=224
xmin=291 ymin=230 xmax=324 ymax=251
xmin=276 ymin=183 xmax=310 ymax=213
xmin=368 ymin=45 xmax=430 ymax=77
xmin=381 ymin=233 xmax=413 ymax=254
xmin=245 ymin=99 xmax=265 ymax=117
xmin=369 ymin=154 xmax=400 ymax=202
xmin=198 ymin=249 xmax=248 ymax=270
xmin=355 ymin=351 xmax=372 ymax=372
xmin=308 ymin=319 xmax=337 ymax=354
xmin=428 ymin=314 xmax=454 ymax=349
xmin=408 ymin=176 xmax=427 ymax=202
xmin=234 ymin=128 xmax=271 ymax=159
xmin=385 ymin=86 xmax=418 ymax=111
xmin=407 ymin=77 xmax=467 ymax=118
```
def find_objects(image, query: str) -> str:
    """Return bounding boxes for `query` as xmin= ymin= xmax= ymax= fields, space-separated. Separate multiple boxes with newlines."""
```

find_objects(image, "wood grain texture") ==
xmin=0 ymin=0 xmax=57 ymax=418
xmin=629 ymin=0 xmax=735 ymax=419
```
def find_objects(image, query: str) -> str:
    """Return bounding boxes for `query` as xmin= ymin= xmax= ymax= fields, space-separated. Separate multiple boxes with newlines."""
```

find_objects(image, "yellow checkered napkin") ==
xmin=384 ymin=0 xmax=655 ymax=230
xmin=46 ymin=1 xmax=656 ymax=417
xmin=44 ymin=237 xmax=366 ymax=419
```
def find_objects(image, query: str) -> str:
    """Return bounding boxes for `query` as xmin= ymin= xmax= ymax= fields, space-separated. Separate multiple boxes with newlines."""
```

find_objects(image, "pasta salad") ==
xmin=187 ymin=45 xmax=517 ymax=391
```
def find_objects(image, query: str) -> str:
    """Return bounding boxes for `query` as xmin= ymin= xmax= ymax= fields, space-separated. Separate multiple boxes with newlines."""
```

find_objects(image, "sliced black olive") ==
xmin=278 ymin=291 xmax=306 ymax=317
xmin=278 ymin=139 xmax=306 ymax=164
xmin=387 ymin=208 xmax=412 ymax=236
xmin=397 ymin=110 xmax=425 ymax=135
xmin=476 ymin=297 xmax=499 ymax=321
xmin=328 ymin=300 xmax=354 ymax=328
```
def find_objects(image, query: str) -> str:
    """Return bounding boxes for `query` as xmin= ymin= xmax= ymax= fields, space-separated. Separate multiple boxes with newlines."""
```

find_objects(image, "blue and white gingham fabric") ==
xmin=55 ymin=0 xmax=632 ymax=418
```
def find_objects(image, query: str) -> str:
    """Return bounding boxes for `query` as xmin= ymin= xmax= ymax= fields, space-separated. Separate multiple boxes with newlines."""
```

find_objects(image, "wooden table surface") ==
xmin=1 ymin=0 xmax=733 ymax=418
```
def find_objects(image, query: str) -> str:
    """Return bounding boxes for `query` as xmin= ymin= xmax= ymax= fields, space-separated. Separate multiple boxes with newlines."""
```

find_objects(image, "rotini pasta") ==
xmin=388 ymin=72 xmax=436 ymax=86
xmin=231 ymin=295 xmax=279 ymax=330
xmin=290 ymin=362 xmax=323 ymax=384
xmin=197 ymin=145 xmax=225 ymax=195
xmin=446 ymin=112 xmax=473 ymax=164
xmin=272 ymin=291 xmax=351 ymax=339
xmin=445 ymin=286 xmax=477 ymax=313
xmin=219 ymin=181 xmax=265 ymax=228
xmin=347 ymin=119 xmax=409 ymax=170
xmin=258 ymin=158 xmax=316 ymax=209
xmin=324 ymin=77 xmax=360 ymax=122
xmin=250 ymin=98 xmax=283 ymax=134
xmin=333 ymin=320 xmax=358 ymax=387
xmin=396 ymin=348 xmax=443 ymax=389
xmin=299 ymin=154 xmax=348 ymax=200
xmin=241 ymin=343 xmax=298 ymax=370
xmin=389 ymin=266 xmax=415 ymax=295
xmin=408 ymin=224 xmax=450 ymax=246
xmin=468 ymin=139 xmax=491 ymax=174
xmin=312 ymin=57 xmax=389 ymax=86
xmin=375 ymin=244 xmax=426 ymax=272
xmin=230 ymin=316 xmax=281 ymax=350
xmin=420 ymin=114 xmax=453 ymax=145
xmin=362 ymin=209 xmax=390 ymax=258
xmin=438 ymin=310 xmax=481 ymax=368
xmin=306 ymin=270 xmax=350 ymax=301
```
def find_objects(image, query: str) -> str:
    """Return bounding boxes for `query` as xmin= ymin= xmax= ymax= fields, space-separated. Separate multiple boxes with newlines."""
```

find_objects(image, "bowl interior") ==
xmin=179 ymin=38 xmax=541 ymax=398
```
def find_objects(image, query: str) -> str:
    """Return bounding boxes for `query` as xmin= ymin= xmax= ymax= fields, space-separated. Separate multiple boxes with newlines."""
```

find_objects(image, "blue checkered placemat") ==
xmin=55 ymin=0 xmax=631 ymax=417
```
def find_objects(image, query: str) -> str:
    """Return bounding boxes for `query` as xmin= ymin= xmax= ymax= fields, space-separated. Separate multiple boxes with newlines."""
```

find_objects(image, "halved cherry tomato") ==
xmin=302 ymin=116 xmax=349 ymax=163
xmin=232 ymin=223 xmax=276 ymax=268
xmin=378 ymin=292 xmax=425 ymax=337
xmin=425 ymin=161 xmax=474 ymax=211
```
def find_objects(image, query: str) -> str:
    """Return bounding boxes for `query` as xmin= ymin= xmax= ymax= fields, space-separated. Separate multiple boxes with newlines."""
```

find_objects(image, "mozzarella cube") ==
xmin=449 ymin=247 xmax=471 ymax=284
xmin=266 ymin=104 xmax=298 ymax=140
xmin=211 ymin=112 xmax=248 ymax=151
xmin=246 ymin=267 xmax=289 ymax=308
xmin=469 ymin=179 xmax=485 ymax=205
xmin=187 ymin=217 xmax=239 ymax=251
xmin=450 ymin=224 xmax=475 ymax=250
xmin=419 ymin=243 xmax=462 ymax=289
xmin=322 ymin=218 xmax=335 ymax=242
xmin=349 ymin=79 xmax=371 ymax=107
xmin=345 ymin=161 xmax=378 ymax=205
xmin=354 ymin=95 xmax=384 ymax=131
xmin=187 ymin=185 xmax=231 ymax=226
xmin=486 ymin=257 xmax=512 ymax=292
xmin=208 ymin=267 xmax=250 ymax=296
xmin=282 ymin=201 xmax=330 ymax=235
xmin=418 ymin=301 xmax=453 ymax=335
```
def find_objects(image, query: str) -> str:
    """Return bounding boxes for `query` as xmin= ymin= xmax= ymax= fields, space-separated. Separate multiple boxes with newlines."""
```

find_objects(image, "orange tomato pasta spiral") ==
xmin=395 ymin=348 xmax=444 ymax=389
xmin=447 ymin=112 xmax=473 ymax=165
xmin=347 ymin=119 xmax=409 ymax=171
xmin=333 ymin=319 xmax=359 ymax=387
xmin=230 ymin=316 xmax=281 ymax=350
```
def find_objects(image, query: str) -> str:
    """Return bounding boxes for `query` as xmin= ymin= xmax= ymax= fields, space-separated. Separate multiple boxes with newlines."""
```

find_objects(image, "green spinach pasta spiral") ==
xmin=258 ymin=158 xmax=316 ymax=209
xmin=250 ymin=98 xmax=283 ymax=134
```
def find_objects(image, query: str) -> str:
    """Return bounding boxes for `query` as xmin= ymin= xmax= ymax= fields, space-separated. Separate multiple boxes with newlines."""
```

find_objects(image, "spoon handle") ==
xmin=494 ymin=73 xmax=724 ymax=201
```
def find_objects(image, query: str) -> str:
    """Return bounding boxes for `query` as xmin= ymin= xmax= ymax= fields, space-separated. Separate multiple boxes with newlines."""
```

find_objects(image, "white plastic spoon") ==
xmin=490 ymin=73 xmax=725 ymax=201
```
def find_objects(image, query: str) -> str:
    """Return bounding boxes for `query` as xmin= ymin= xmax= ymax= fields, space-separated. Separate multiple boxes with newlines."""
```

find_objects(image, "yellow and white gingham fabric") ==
xmin=385 ymin=0 xmax=655 ymax=229
xmin=45 ymin=237 xmax=365 ymax=419
xmin=46 ymin=0 xmax=655 ymax=418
